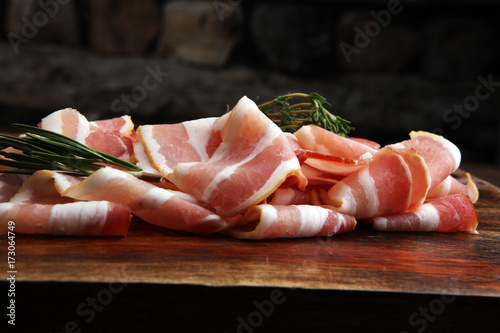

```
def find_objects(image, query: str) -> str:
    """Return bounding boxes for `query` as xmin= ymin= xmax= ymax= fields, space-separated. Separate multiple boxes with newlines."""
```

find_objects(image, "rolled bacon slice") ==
xmin=135 ymin=117 xmax=222 ymax=178
xmin=58 ymin=167 xmax=230 ymax=234
xmin=396 ymin=131 xmax=461 ymax=189
xmin=426 ymin=173 xmax=479 ymax=203
xmin=324 ymin=147 xmax=414 ymax=219
xmin=0 ymin=201 xmax=131 ymax=236
xmin=370 ymin=194 xmax=478 ymax=234
xmin=169 ymin=96 xmax=307 ymax=217
xmin=40 ymin=108 xmax=136 ymax=162
xmin=223 ymin=204 xmax=356 ymax=239
xmin=295 ymin=125 xmax=378 ymax=160
xmin=294 ymin=125 xmax=377 ymax=177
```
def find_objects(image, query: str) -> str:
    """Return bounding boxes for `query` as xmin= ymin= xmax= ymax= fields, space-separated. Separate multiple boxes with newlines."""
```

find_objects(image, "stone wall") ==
xmin=1 ymin=0 xmax=499 ymax=164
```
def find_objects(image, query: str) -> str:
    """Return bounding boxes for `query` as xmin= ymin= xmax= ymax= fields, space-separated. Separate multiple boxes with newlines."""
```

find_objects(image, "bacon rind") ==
xmin=370 ymin=194 xmax=478 ymax=234
xmin=223 ymin=204 xmax=356 ymax=239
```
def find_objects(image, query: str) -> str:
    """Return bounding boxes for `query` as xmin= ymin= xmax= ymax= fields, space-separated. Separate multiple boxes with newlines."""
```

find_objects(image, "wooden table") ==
xmin=2 ymin=171 xmax=499 ymax=332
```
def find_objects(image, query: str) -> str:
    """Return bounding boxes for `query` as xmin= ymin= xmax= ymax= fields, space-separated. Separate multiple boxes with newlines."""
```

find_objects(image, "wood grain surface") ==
xmin=2 ymin=170 xmax=500 ymax=298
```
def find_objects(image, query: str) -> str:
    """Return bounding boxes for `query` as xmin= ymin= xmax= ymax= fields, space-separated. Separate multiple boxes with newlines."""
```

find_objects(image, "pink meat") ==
xmin=40 ymin=108 xmax=136 ymax=162
xmin=136 ymin=117 xmax=222 ymax=177
xmin=223 ymin=204 xmax=356 ymax=239
xmin=0 ymin=201 xmax=131 ymax=236
xmin=169 ymin=96 xmax=307 ymax=217
xmin=398 ymin=131 xmax=461 ymax=189
xmin=325 ymin=147 xmax=413 ymax=219
xmin=370 ymin=194 xmax=478 ymax=233
xmin=427 ymin=173 xmax=479 ymax=203
xmin=58 ymin=167 xmax=231 ymax=234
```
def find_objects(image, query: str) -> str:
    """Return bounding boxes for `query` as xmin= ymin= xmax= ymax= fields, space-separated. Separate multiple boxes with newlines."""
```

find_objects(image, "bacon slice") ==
xmin=0 ymin=174 xmax=26 ymax=203
xmin=169 ymin=96 xmax=307 ymax=217
xmin=0 ymin=201 xmax=131 ymax=236
xmin=267 ymin=187 xmax=312 ymax=205
xmin=427 ymin=173 xmax=479 ymax=203
xmin=9 ymin=170 xmax=76 ymax=204
xmin=295 ymin=125 xmax=378 ymax=160
xmin=40 ymin=108 xmax=136 ymax=162
xmin=396 ymin=148 xmax=431 ymax=211
xmin=58 ymin=167 xmax=230 ymax=234
xmin=370 ymin=194 xmax=478 ymax=234
xmin=397 ymin=131 xmax=461 ymax=189
xmin=324 ymin=147 xmax=413 ymax=219
xmin=136 ymin=117 xmax=221 ymax=178
xmin=223 ymin=204 xmax=356 ymax=239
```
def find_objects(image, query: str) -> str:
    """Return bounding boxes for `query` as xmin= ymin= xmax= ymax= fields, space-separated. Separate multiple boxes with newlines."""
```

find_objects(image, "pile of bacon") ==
xmin=0 ymin=96 xmax=479 ymax=239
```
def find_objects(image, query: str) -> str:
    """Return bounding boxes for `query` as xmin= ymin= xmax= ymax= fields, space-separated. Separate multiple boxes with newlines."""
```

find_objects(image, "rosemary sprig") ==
xmin=0 ymin=124 xmax=162 ymax=181
xmin=258 ymin=92 xmax=354 ymax=137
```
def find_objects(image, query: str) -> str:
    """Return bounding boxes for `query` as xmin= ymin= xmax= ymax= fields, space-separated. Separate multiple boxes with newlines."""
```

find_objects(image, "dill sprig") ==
xmin=258 ymin=92 xmax=354 ymax=137
xmin=0 ymin=124 xmax=161 ymax=181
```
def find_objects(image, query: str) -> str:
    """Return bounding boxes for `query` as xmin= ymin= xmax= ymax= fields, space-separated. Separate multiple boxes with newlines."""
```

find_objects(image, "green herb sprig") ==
xmin=258 ymin=92 xmax=354 ymax=137
xmin=0 ymin=124 xmax=161 ymax=181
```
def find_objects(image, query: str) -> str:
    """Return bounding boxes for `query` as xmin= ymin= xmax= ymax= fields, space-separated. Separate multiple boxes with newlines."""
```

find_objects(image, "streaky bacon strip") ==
xmin=324 ymin=147 xmax=413 ymax=219
xmin=396 ymin=148 xmax=430 ymax=211
xmin=58 ymin=167 xmax=231 ymax=234
xmin=397 ymin=131 xmax=461 ymax=189
xmin=427 ymin=173 xmax=479 ymax=203
xmin=40 ymin=108 xmax=136 ymax=162
xmin=370 ymin=194 xmax=478 ymax=234
xmin=0 ymin=201 xmax=131 ymax=236
xmin=223 ymin=204 xmax=356 ymax=239
xmin=169 ymin=96 xmax=307 ymax=217
xmin=294 ymin=125 xmax=378 ymax=160
xmin=136 ymin=117 xmax=222 ymax=178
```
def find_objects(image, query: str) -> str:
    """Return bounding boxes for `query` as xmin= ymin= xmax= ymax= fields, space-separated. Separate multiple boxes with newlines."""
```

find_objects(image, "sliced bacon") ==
xmin=0 ymin=201 xmax=131 ymax=236
xmin=324 ymin=147 xmax=413 ymax=219
xmin=223 ymin=204 xmax=356 ymax=239
xmin=427 ymin=173 xmax=479 ymax=203
xmin=296 ymin=149 xmax=367 ymax=177
xmin=295 ymin=125 xmax=378 ymax=160
xmin=136 ymin=117 xmax=221 ymax=177
xmin=396 ymin=148 xmax=431 ymax=211
xmin=267 ymin=186 xmax=312 ymax=205
xmin=58 ymin=167 xmax=230 ymax=234
xmin=300 ymin=163 xmax=343 ymax=186
xmin=9 ymin=170 xmax=75 ymax=204
xmin=40 ymin=108 xmax=136 ymax=162
xmin=370 ymin=194 xmax=478 ymax=234
xmin=397 ymin=131 xmax=461 ymax=189
xmin=349 ymin=137 xmax=381 ymax=150
xmin=169 ymin=96 xmax=307 ymax=217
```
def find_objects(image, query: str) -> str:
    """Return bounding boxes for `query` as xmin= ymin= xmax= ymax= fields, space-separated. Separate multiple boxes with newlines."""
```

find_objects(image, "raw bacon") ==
xmin=57 ymin=167 xmax=231 ymax=234
xmin=0 ymin=201 xmax=131 ymax=236
xmin=370 ymin=194 xmax=478 ymax=234
xmin=396 ymin=131 xmax=461 ymax=189
xmin=169 ymin=96 xmax=307 ymax=217
xmin=40 ymin=108 xmax=135 ymax=162
xmin=223 ymin=204 xmax=356 ymax=239
xmin=426 ymin=173 xmax=479 ymax=203
xmin=0 ymin=96 xmax=480 ymax=239
xmin=324 ymin=147 xmax=414 ymax=219
xmin=135 ymin=117 xmax=221 ymax=178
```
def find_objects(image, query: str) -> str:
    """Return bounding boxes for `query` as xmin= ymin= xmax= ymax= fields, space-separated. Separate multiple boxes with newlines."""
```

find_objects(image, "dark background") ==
xmin=1 ymin=0 xmax=499 ymax=167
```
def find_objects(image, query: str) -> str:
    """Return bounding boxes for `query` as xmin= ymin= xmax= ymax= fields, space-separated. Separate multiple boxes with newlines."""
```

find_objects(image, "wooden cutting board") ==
xmin=4 ymin=170 xmax=500 ymax=298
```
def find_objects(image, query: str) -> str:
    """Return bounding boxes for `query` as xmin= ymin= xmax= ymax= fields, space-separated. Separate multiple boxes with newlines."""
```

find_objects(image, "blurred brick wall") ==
xmin=1 ymin=0 xmax=499 ymax=163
